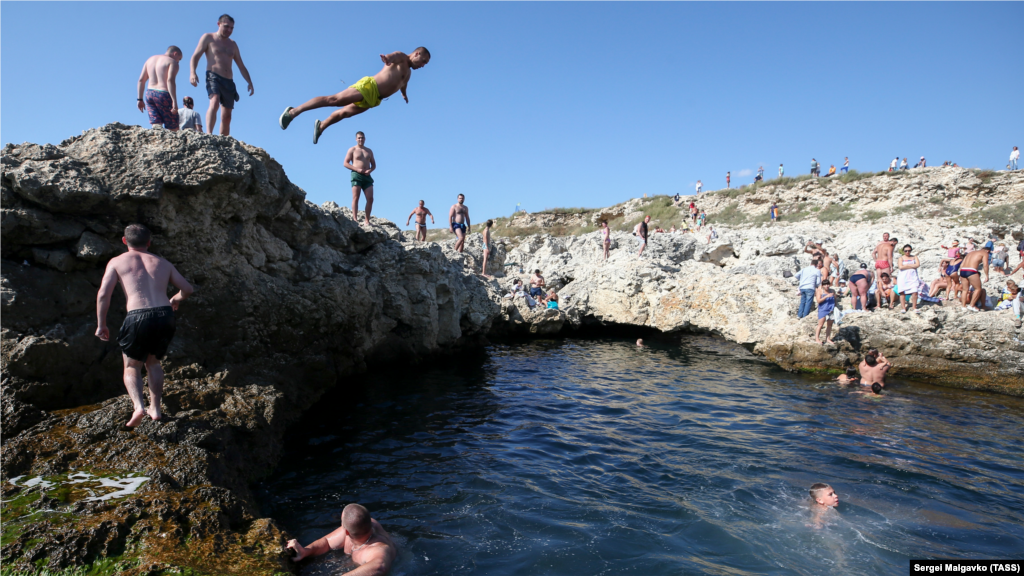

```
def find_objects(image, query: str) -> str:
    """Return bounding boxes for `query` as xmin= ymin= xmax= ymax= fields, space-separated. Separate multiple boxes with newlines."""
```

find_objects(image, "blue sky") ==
xmin=2 ymin=2 xmax=1022 ymax=228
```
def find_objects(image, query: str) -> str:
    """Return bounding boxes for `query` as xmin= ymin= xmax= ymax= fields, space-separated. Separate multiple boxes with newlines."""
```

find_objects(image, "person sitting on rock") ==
xmin=287 ymin=503 xmax=397 ymax=575
xmin=546 ymin=290 xmax=559 ymax=310
xmin=530 ymin=270 xmax=546 ymax=300
xmin=95 ymin=224 xmax=193 ymax=428
xmin=876 ymin=272 xmax=896 ymax=309
xmin=823 ymin=165 xmax=836 ymax=178
xmin=706 ymin=226 xmax=718 ymax=245
xmin=858 ymin=351 xmax=891 ymax=388
xmin=994 ymin=280 xmax=1020 ymax=312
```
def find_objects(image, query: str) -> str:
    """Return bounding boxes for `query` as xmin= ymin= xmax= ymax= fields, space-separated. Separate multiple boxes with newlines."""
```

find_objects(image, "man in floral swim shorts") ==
xmin=137 ymin=46 xmax=183 ymax=130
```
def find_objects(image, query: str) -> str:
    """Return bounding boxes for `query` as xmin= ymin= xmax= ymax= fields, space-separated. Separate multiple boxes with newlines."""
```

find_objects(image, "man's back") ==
xmin=109 ymin=252 xmax=175 ymax=311
xmin=961 ymin=250 xmax=986 ymax=269
xmin=145 ymin=55 xmax=176 ymax=91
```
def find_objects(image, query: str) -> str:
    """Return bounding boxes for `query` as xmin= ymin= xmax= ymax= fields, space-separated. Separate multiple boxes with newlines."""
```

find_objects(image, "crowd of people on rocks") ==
xmin=795 ymin=233 xmax=1024 ymax=348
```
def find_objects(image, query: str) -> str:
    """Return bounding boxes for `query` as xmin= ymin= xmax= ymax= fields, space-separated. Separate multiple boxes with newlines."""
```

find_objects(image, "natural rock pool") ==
xmin=256 ymin=337 xmax=1024 ymax=575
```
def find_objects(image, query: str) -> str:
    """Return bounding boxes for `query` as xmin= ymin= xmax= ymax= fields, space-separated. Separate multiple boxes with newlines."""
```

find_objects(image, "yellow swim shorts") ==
xmin=350 ymin=76 xmax=381 ymax=109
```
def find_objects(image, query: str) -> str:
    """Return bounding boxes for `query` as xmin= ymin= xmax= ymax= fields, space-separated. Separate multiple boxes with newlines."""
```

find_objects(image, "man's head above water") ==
xmin=342 ymin=503 xmax=372 ymax=538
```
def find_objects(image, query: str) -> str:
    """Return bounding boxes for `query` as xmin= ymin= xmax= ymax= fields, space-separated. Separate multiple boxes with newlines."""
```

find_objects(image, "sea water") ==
xmin=255 ymin=337 xmax=1024 ymax=575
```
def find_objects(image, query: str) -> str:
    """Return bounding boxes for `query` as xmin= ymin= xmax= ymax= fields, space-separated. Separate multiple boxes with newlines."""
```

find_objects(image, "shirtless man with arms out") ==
xmin=189 ymin=14 xmax=254 ymax=136
xmin=873 ymin=233 xmax=894 ymax=276
xmin=959 ymin=241 xmax=993 ymax=311
xmin=287 ymin=504 xmax=397 ymax=576
xmin=95 ymin=225 xmax=193 ymax=428
xmin=137 ymin=47 xmax=183 ymax=131
xmin=406 ymin=200 xmax=435 ymax=242
xmin=449 ymin=194 xmax=470 ymax=252
xmin=279 ymin=47 xmax=431 ymax=144
xmin=345 ymin=131 xmax=376 ymax=225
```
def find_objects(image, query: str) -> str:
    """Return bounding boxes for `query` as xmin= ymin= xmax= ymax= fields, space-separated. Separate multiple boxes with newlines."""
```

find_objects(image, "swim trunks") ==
xmin=118 ymin=306 xmax=176 ymax=362
xmin=547 ymin=301 xmax=559 ymax=310
xmin=529 ymin=287 xmax=544 ymax=298
xmin=849 ymin=274 xmax=866 ymax=284
xmin=959 ymin=268 xmax=978 ymax=279
xmin=945 ymin=263 xmax=961 ymax=276
xmin=451 ymin=221 xmax=467 ymax=233
xmin=206 ymin=71 xmax=240 ymax=109
xmin=416 ymin=222 xmax=427 ymax=228
xmin=351 ymin=171 xmax=374 ymax=190
xmin=350 ymin=76 xmax=382 ymax=109
xmin=875 ymin=259 xmax=890 ymax=270
xmin=144 ymin=89 xmax=179 ymax=130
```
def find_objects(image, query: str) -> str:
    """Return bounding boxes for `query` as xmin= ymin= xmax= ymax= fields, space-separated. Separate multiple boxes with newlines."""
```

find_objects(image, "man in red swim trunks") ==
xmin=137 ymin=46 xmax=183 ymax=130
xmin=872 ymin=233 xmax=895 ymax=275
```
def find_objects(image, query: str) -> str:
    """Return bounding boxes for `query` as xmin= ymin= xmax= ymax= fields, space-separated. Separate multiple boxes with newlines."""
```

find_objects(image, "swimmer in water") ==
xmin=852 ymin=382 xmax=884 ymax=396
xmin=808 ymin=483 xmax=839 ymax=528
xmin=636 ymin=338 xmax=644 ymax=347
xmin=287 ymin=503 xmax=396 ymax=574
xmin=835 ymin=367 xmax=859 ymax=385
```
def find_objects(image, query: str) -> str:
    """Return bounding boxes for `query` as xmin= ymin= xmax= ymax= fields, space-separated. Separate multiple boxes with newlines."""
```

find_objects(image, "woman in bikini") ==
xmin=847 ymin=262 xmax=874 ymax=311
xmin=877 ymin=272 xmax=896 ymax=309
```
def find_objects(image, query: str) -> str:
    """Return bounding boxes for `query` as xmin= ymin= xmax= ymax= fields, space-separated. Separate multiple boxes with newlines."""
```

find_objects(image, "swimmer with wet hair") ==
xmin=636 ymin=338 xmax=644 ymax=347
xmin=835 ymin=367 xmax=859 ymax=385
xmin=287 ymin=503 xmax=397 ymax=573
xmin=808 ymin=483 xmax=839 ymax=527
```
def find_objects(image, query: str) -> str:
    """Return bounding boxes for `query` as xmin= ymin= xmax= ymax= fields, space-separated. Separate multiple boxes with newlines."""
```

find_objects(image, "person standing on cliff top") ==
xmin=287 ymin=503 xmax=396 ymax=574
xmin=779 ymin=163 xmax=784 ymax=178
xmin=95 ymin=224 xmax=193 ymax=428
xmin=601 ymin=220 xmax=611 ymax=260
xmin=449 ymin=194 xmax=470 ymax=252
xmin=873 ymin=233 xmax=894 ymax=276
xmin=637 ymin=215 xmax=651 ymax=257
xmin=481 ymin=220 xmax=494 ymax=277
xmin=189 ymin=14 xmax=254 ymax=136
xmin=959 ymin=242 xmax=993 ymax=311
xmin=137 ymin=46 xmax=183 ymax=131
xmin=1011 ymin=146 xmax=1020 ymax=171
xmin=279 ymin=47 xmax=431 ymax=144
xmin=406 ymin=200 xmax=434 ymax=242
xmin=726 ymin=171 xmax=731 ymax=188
xmin=810 ymin=158 xmax=819 ymax=177
xmin=841 ymin=157 xmax=849 ymax=174
xmin=696 ymin=180 xmax=702 ymax=194
xmin=345 ymin=131 xmax=376 ymax=225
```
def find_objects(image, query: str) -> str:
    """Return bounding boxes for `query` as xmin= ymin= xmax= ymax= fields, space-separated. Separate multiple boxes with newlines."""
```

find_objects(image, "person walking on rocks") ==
xmin=637 ymin=215 xmax=651 ymax=257
xmin=726 ymin=172 xmax=731 ymax=188
xmin=959 ymin=242 xmax=993 ymax=311
xmin=770 ymin=201 xmax=779 ymax=223
xmin=279 ymin=47 xmax=431 ymax=144
xmin=841 ymin=157 xmax=849 ymax=174
xmin=137 ymin=46 xmax=183 ymax=131
xmin=95 ymin=224 xmax=193 ymax=428
xmin=189 ymin=14 xmax=254 ymax=136
xmin=690 ymin=202 xmax=699 ymax=224
xmin=896 ymin=244 xmax=922 ymax=313
xmin=873 ymin=233 xmax=894 ymax=276
xmin=344 ymin=131 xmax=376 ymax=225
xmin=406 ymin=200 xmax=435 ymax=241
xmin=814 ymin=279 xmax=837 ymax=345
xmin=481 ymin=220 xmax=494 ymax=277
xmin=810 ymin=158 xmax=819 ymax=177
xmin=449 ymin=194 xmax=471 ymax=252
xmin=177 ymin=96 xmax=203 ymax=132
xmin=796 ymin=259 xmax=823 ymax=319
xmin=601 ymin=220 xmax=611 ymax=261
xmin=1011 ymin=146 xmax=1020 ymax=171
xmin=287 ymin=503 xmax=397 ymax=574
xmin=696 ymin=180 xmax=702 ymax=195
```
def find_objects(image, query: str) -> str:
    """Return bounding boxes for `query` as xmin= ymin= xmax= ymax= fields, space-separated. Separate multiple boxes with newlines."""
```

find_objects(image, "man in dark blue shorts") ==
xmin=96 ymin=224 xmax=193 ymax=427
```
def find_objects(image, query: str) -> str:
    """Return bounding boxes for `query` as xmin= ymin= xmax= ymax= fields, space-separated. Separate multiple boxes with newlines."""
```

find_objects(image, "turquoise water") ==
xmin=256 ymin=337 xmax=1024 ymax=575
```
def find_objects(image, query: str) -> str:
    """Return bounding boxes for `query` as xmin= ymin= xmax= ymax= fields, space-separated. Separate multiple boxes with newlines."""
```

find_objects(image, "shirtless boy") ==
xmin=137 ymin=47 xmax=183 ymax=131
xmin=858 ymin=350 xmax=891 ymax=388
xmin=873 ymin=233 xmax=895 ymax=275
xmin=189 ymin=14 xmax=255 ymax=136
xmin=449 ymin=194 xmax=470 ymax=252
xmin=287 ymin=504 xmax=397 ymax=576
xmin=279 ymin=47 xmax=431 ymax=144
xmin=808 ymin=483 xmax=839 ymax=528
xmin=345 ymin=132 xmax=376 ymax=224
xmin=406 ymin=200 xmax=435 ymax=241
xmin=481 ymin=220 xmax=494 ymax=277
xmin=95 ymin=225 xmax=193 ymax=428
xmin=959 ymin=241 xmax=992 ymax=311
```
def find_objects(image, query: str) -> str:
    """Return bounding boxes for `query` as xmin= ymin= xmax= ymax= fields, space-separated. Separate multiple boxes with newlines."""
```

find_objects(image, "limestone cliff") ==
xmin=1 ymin=124 xmax=499 ymax=574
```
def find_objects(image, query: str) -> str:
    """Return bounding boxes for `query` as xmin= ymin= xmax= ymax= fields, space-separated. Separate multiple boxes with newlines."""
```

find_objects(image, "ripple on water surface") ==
xmin=256 ymin=337 xmax=1024 ymax=575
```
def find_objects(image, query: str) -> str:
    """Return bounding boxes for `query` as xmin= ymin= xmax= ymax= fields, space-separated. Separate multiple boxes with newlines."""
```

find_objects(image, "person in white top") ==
xmin=696 ymin=180 xmax=702 ymax=194
xmin=889 ymin=157 xmax=898 ymax=172
xmin=841 ymin=157 xmax=849 ymax=174
xmin=1011 ymin=146 xmax=1019 ymax=171
xmin=177 ymin=96 xmax=204 ymax=132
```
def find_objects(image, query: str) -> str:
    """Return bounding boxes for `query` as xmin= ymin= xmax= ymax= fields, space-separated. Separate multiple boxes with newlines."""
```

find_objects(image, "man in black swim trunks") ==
xmin=188 ymin=14 xmax=254 ymax=136
xmin=449 ymin=194 xmax=470 ymax=253
xmin=95 ymin=224 xmax=193 ymax=428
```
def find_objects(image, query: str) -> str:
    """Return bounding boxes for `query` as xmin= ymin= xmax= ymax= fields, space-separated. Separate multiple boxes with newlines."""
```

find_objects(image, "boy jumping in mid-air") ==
xmin=279 ymin=48 xmax=431 ymax=144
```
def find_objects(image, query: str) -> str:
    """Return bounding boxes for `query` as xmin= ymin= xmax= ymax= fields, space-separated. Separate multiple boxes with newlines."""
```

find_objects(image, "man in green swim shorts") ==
xmin=278 ymin=47 xmax=431 ymax=144
xmin=345 ymin=131 xmax=376 ymax=225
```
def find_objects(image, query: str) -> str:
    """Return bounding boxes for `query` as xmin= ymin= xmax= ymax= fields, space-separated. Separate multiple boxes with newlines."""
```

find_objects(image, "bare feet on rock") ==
xmin=826 ymin=339 xmax=836 ymax=345
xmin=126 ymin=409 xmax=147 ymax=428
xmin=147 ymin=406 xmax=162 ymax=422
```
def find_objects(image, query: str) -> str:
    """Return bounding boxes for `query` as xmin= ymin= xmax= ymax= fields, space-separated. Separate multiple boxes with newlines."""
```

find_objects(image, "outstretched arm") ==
xmin=189 ymin=35 xmax=209 ymax=87
xmin=137 ymin=64 xmax=149 ymax=112
xmin=426 ymin=208 xmax=435 ymax=223
xmin=406 ymin=209 xmax=416 ymax=226
xmin=286 ymin=526 xmax=346 ymax=562
xmin=96 ymin=263 xmax=119 ymax=340
xmin=233 ymin=42 xmax=254 ymax=95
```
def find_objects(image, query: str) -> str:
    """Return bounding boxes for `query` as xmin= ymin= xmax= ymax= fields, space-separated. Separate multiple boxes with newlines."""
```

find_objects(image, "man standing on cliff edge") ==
xmin=189 ymin=14 xmax=254 ymax=136
xmin=137 ymin=46 xmax=183 ymax=131
xmin=96 ymin=224 xmax=193 ymax=428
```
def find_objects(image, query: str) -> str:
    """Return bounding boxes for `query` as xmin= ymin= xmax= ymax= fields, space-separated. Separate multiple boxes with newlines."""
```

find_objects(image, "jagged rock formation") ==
xmin=1 ymin=124 xmax=500 ymax=574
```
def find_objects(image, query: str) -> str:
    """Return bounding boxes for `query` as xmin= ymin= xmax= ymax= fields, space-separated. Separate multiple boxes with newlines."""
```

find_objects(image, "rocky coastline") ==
xmin=2 ymin=125 xmax=1022 ymax=574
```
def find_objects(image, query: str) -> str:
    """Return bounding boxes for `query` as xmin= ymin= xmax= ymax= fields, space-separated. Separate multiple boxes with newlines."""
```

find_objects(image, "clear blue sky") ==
xmin=3 ymin=2 xmax=1022 ymax=228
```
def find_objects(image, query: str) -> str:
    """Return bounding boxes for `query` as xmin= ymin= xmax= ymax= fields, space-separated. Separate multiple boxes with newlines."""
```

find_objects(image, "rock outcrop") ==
xmin=1 ymin=124 xmax=500 ymax=574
